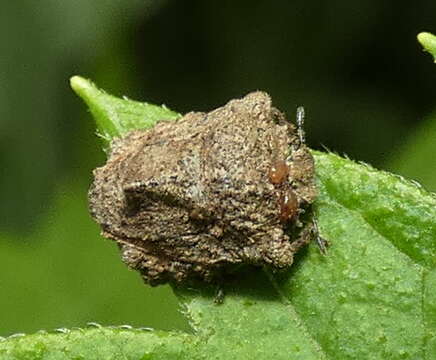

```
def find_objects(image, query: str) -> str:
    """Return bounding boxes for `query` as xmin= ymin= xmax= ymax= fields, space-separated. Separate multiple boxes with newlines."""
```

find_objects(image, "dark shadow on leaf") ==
xmin=174 ymin=247 xmax=311 ymax=304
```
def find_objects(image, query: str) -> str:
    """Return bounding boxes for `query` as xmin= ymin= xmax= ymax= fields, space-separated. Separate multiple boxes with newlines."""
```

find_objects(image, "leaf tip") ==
xmin=417 ymin=32 xmax=436 ymax=62
xmin=69 ymin=75 xmax=120 ymax=143
xmin=70 ymin=75 xmax=90 ymax=91
xmin=70 ymin=75 xmax=102 ymax=102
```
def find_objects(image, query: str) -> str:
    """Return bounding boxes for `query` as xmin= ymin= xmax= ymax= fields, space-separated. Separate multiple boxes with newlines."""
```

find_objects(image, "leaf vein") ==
xmin=264 ymin=269 xmax=330 ymax=360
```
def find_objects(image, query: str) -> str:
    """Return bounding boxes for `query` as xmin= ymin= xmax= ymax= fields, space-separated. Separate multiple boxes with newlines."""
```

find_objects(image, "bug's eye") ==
xmin=279 ymin=190 xmax=298 ymax=223
xmin=268 ymin=160 xmax=289 ymax=185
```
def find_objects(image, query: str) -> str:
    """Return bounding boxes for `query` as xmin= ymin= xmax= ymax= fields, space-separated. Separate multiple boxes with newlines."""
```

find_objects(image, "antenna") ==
xmin=296 ymin=106 xmax=305 ymax=147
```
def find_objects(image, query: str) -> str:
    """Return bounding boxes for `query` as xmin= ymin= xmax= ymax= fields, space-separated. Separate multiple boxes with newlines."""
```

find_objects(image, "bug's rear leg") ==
xmin=290 ymin=217 xmax=329 ymax=255
xmin=312 ymin=217 xmax=329 ymax=255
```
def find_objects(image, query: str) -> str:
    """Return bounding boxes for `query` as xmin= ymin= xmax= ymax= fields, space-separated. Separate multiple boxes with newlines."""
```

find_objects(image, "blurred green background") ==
xmin=1 ymin=1 xmax=435 ymax=337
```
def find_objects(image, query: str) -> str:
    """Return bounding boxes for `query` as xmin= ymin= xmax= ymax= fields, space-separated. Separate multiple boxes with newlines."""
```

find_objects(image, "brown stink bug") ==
xmin=88 ymin=92 xmax=323 ymax=286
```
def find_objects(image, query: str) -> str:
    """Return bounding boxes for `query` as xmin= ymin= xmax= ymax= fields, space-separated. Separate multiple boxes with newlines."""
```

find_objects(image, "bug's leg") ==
xmin=214 ymin=285 xmax=225 ymax=305
xmin=290 ymin=218 xmax=328 ymax=255
xmin=312 ymin=217 xmax=328 ymax=255
xmin=289 ymin=223 xmax=313 ymax=253
xmin=296 ymin=106 xmax=306 ymax=148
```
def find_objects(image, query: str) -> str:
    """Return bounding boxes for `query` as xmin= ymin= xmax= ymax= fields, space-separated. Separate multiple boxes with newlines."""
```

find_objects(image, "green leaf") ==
xmin=70 ymin=76 xmax=181 ymax=145
xmin=2 ymin=79 xmax=435 ymax=359
xmin=0 ymin=328 xmax=196 ymax=360
xmin=417 ymin=32 xmax=436 ymax=62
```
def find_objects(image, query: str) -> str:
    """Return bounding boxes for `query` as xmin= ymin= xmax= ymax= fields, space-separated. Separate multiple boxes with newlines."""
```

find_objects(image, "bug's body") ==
xmin=89 ymin=92 xmax=317 ymax=286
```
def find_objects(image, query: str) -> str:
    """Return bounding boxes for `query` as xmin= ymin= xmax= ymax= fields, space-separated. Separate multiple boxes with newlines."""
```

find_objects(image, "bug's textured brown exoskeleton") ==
xmin=89 ymin=92 xmax=318 ymax=286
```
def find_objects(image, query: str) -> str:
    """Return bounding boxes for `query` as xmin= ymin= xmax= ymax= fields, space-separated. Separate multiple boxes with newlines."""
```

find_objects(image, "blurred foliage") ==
xmin=388 ymin=113 xmax=436 ymax=191
xmin=1 ymin=0 xmax=158 ymax=232
xmin=1 ymin=0 xmax=435 ymax=338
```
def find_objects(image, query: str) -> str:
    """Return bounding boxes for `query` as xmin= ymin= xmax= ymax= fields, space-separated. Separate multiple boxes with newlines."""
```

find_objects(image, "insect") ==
xmin=89 ymin=92 xmax=324 ymax=286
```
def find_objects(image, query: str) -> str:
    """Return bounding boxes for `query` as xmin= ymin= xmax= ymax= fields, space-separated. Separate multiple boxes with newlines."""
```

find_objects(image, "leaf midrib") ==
xmin=265 ymin=269 xmax=329 ymax=360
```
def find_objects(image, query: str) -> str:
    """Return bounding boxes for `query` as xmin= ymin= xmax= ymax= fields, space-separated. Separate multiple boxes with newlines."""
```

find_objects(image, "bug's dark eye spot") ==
xmin=124 ymin=188 xmax=144 ymax=216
